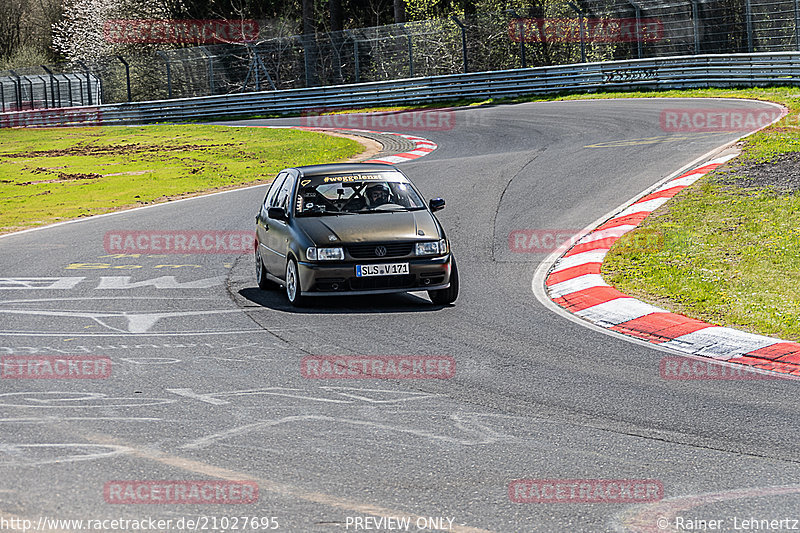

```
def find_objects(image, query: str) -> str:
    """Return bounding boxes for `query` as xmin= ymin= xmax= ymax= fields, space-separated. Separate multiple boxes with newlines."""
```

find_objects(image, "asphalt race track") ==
xmin=1 ymin=98 xmax=799 ymax=533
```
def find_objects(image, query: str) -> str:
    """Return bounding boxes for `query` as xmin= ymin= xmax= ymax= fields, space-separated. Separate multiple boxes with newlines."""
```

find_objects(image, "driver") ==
xmin=366 ymin=183 xmax=391 ymax=207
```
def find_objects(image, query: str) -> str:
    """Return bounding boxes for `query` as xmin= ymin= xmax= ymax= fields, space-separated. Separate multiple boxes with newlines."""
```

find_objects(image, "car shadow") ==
xmin=238 ymin=287 xmax=450 ymax=314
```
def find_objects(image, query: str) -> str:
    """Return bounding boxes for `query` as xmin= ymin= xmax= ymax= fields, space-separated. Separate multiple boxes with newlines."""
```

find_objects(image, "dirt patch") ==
xmin=102 ymin=170 xmax=155 ymax=177
xmin=0 ymin=142 xmax=239 ymax=159
xmin=17 ymin=172 xmax=103 ymax=185
xmin=718 ymin=151 xmax=800 ymax=193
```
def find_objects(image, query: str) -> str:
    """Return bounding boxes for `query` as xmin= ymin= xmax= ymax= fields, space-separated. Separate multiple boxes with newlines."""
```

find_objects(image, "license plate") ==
xmin=355 ymin=263 xmax=409 ymax=277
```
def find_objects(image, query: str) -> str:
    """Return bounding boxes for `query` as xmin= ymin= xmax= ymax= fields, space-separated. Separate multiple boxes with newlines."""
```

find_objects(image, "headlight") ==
xmin=415 ymin=240 xmax=448 ymax=256
xmin=307 ymin=247 xmax=344 ymax=261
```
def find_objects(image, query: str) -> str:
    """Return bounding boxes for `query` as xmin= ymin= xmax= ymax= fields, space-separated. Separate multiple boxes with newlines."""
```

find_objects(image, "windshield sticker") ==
xmin=322 ymin=174 xmax=385 ymax=183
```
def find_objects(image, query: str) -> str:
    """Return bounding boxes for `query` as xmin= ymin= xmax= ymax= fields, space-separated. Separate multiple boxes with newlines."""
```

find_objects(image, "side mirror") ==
xmin=268 ymin=207 xmax=288 ymax=221
xmin=429 ymin=198 xmax=446 ymax=212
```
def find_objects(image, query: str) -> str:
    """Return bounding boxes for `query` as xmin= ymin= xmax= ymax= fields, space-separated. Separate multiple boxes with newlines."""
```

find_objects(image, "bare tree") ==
xmin=0 ymin=0 xmax=24 ymax=60
xmin=302 ymin=0 xmax=314 ymax=34
xmin=394 ymin=0 xmax=405 ymax=23
xmin=331 ymin=0 xmax=343 ymax=31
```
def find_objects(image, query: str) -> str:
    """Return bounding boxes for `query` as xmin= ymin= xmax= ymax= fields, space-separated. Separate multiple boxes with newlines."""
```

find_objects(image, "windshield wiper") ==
xmin=355 ymin=206 xmax=417 ymax=213
xmin=299 ymin=210 xmax=355 ymax=216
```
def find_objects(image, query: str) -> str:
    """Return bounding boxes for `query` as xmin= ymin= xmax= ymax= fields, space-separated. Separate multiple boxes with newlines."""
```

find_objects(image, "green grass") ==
xmin=592 ymin=87 xmax=800 ymax=341
xmin=0 ymin=124 xmax=362 ymax=233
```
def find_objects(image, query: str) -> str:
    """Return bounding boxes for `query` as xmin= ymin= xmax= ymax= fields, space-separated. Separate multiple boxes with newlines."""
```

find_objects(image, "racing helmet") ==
xmin=366 ymin=183 xmax=391 ymax=205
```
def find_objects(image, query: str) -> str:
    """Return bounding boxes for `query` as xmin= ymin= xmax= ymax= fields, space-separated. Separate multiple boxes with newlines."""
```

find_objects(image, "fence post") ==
xmin=401 ymin=25 xmax=414 ymax=77
xmin=510 ymin=11 xmax=527 ymax=68
xmin=156 ymin=51 xmax=172 ymax=99
xmin=452 ymin=16 xmax=468 ymax=73
xmin=635 ymin=5 xmax=642 ymax=58
xmin=257 ymin=51 xmax=276 ymax=91
xmin=198 ymin=47 xmax=214 ymax=95
xmin=744 ymin=0 xmax=754 ymax=52
xmin=24 ymin=77 xmax=34 ymax=109
xmin=8 ymin=71 xmax=22 ymax=111
xmin=78 ymin=61 xmax=93 ymax=105
xmin=624 ymin=0 xmax=643 ymax=59
xmin=300 ymin=37 xmax=311 ymax=87
xmin=65 ymin=75 xmax=73 ymax=106
xmin=346 ymin=31 xmax=360 ymax=83
xmin=567 ymin=2 xmax=586 ymax=63
xmin=116 ymin=55 xmax=132 ymax=102
xmin=41 ymin=66 xmax=59 ymax=108
xmin=36 ymin=75 xmax=48 ymax=108
xmin=298 ymin=34 xmax=319 ymax=87
xmin=691 ymin=0 xmax=700 ymax=54
xmin=252 ymin=45 xmax=261 ymax=91
xmin=0 ymin=81 xmax=5 ymax=112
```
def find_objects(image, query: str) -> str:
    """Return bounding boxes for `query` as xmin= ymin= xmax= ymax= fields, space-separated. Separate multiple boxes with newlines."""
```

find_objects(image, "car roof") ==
xmin=293 ymin=163 xmax=399 ymax=177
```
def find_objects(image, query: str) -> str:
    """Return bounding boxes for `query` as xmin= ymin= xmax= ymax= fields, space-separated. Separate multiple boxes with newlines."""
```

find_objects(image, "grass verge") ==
xmin=0 ymin=124 xmax=362 ymax=234
xmin=582 ymin=87 xmax=800 ymax=341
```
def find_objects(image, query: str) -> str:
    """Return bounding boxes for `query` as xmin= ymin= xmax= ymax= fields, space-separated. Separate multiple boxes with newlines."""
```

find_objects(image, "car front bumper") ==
xmin=297 ymin=254 xmax=452 ymax=296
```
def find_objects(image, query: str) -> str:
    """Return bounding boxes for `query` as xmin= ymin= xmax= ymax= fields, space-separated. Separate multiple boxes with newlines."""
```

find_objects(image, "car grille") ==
xmin=349 ymin=274 xmax=416 ymax=291
xmin=347 ymin=242 xmax=415 ymax=259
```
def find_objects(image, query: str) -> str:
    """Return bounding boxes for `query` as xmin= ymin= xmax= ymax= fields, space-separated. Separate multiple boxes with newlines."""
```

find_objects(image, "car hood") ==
xmin=298 ymin=210 xmax=441 ymax=244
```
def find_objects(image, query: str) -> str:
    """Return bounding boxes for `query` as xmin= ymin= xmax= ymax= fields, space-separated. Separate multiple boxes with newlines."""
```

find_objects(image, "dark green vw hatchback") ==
xmin=254 ymin=163 xmax=458 ymax=306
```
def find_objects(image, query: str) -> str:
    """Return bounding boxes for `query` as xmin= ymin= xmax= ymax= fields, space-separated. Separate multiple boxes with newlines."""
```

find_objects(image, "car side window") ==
xmin=264 ymin=173 xmax=287 ymax=208
xmin=273 ymin=173 xmax=295 ymax=212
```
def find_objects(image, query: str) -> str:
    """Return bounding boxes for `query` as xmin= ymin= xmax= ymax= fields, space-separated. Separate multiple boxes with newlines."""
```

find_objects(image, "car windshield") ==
xmin=294 ymin=172 xmax=426 ymax=216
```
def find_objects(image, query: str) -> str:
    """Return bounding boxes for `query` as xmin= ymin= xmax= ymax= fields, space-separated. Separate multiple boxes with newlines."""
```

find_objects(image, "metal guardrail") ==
xmin=1 ymin=52 xmax=798 ymax=128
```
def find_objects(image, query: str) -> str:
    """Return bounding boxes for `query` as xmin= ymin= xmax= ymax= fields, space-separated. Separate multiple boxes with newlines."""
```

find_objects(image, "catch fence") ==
xmin=1 ymin=1 xmax=799 ymax=111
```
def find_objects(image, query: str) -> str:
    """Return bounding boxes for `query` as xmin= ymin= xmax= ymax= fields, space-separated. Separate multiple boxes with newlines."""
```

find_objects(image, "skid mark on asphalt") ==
xmin=80 ymin=432 xmax=497 ymax=533
xmin=167 ymin=387 xmax=440 ymax=406
xmin=0 ymin=391 xmax=176 ymax=408
xmin=585 ymin=132 xmax=733 ymax=148
xmin=0 ymin=443 xmax=131 ymax=466
xmin=182 ymin=413 xmax=516 ymax=450
xmin=0 ymin=417 xmax=160 ymax=423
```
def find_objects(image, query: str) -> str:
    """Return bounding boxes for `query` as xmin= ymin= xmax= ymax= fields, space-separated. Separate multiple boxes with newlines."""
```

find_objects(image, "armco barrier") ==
xmin=2 ymin=52 xmax=799 ymax=127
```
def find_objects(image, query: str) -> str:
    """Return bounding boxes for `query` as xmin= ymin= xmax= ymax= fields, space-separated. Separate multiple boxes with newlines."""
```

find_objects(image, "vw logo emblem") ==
xmin=374 ymin=246 xmax=387 ymax=257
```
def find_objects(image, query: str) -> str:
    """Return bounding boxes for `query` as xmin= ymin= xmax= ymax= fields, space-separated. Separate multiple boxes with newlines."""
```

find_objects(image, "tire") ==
xmin=285 ymin=258 xmax=306 ymax=307
xmin=255 ymin=248 xmax=274 ymax=290
xmin=429 ymin=256 xmax=459 ymax=305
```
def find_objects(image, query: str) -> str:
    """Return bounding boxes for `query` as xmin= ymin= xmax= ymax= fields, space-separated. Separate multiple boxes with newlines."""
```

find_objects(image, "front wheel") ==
xmin=428 ymin=256 xmax=459 ymax=305
xmin=285 ymin=258 xmax=306 ymax=307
